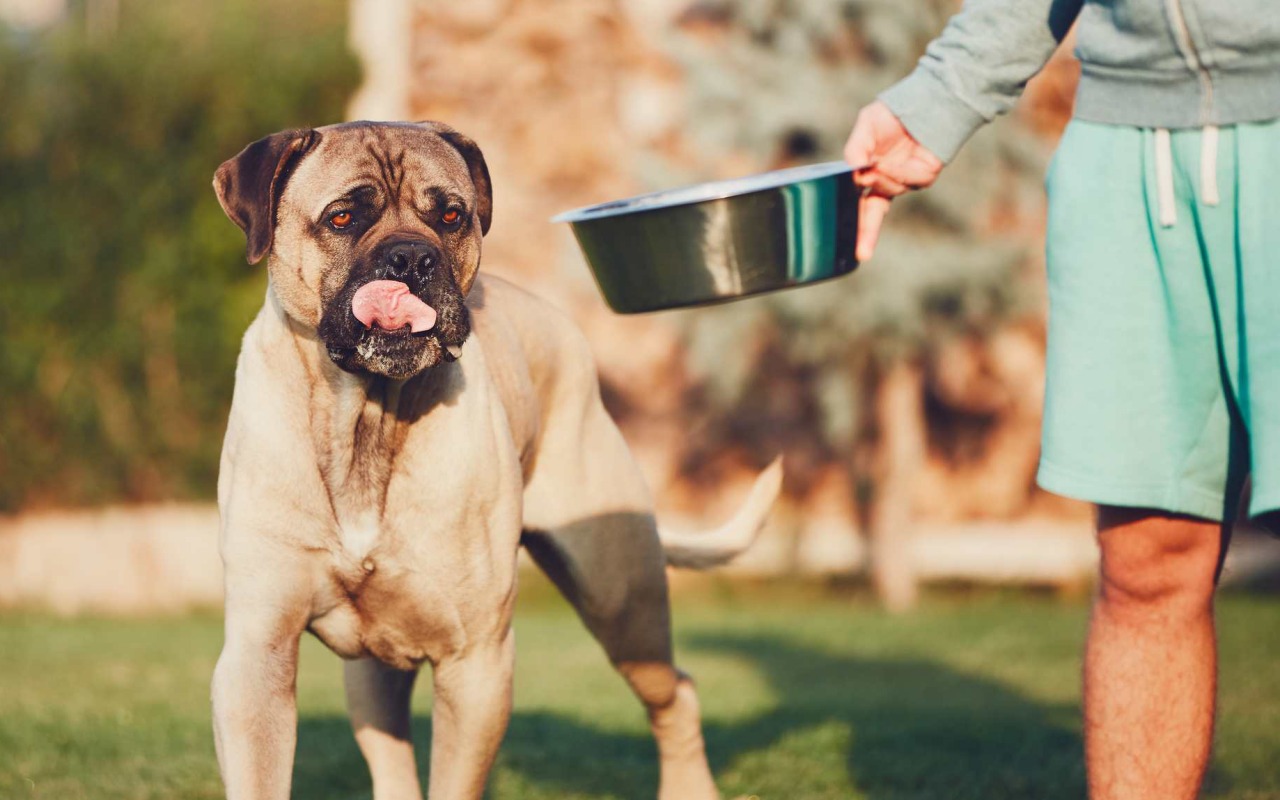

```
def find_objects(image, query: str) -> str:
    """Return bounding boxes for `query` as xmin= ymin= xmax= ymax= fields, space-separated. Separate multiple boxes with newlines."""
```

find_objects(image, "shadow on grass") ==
xmin=694 ymin=631 xmax=1086 ymax=799
xmin=293 ymin=629 xmax=1086 ymax=800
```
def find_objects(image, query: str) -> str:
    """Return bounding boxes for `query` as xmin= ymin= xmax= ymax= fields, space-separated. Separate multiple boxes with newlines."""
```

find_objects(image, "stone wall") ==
xmin=399 ymin=1 xmax=1088 ymax=534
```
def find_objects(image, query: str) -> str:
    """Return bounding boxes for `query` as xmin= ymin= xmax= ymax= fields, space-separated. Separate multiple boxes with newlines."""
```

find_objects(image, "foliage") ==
xmin=657 ymin=0 xmax=1049 ymax=486
xmin=0 ymin=0 xmax=359 ymax=510
xmin=4 ymin=582 xmax=1280 ymax=798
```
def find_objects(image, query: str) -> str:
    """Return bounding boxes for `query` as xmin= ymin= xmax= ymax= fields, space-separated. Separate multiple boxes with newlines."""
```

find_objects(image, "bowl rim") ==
xmin=551 ymin=160 xmax=857 ymax=224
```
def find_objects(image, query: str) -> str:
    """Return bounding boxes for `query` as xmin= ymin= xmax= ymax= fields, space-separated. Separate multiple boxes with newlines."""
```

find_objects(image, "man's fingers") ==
xmin=867 ymin=144 xmax=944 ymax=191
xmin=856 ymin=166 xmax=920 ymax=194
xmin=857 ymin=194 xmax=891 ymax=262
xmin=860 ymin=172 xmax=911 ymax=198
xmin=893 ymin=150 xmax=945 ymax=189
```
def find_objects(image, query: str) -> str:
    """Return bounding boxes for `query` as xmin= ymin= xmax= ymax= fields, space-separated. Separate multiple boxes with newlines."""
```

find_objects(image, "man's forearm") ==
xmin=880 ymin=0 xmax=1083 ymax=162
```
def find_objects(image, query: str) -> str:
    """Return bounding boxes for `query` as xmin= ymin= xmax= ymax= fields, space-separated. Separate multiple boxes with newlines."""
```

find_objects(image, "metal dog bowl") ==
xmin=553 ymin=161 xmax=859 ymax=314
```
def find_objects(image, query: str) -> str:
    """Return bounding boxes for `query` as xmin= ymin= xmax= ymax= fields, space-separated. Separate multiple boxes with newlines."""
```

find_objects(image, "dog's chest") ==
xmin=308 ymin=490 xmax=518 ymax=670
xmin=309 ymin=542 xmax=470 ymax=670
xmin=315 ymin=399 xmax=407 ymax=560
xmin=298 ymin=364 xmax=521 ymax=669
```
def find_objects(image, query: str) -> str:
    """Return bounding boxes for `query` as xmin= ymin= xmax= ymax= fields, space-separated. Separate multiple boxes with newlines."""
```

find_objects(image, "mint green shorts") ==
xmin=1038 ymin=118 xmax=1280 ymax=522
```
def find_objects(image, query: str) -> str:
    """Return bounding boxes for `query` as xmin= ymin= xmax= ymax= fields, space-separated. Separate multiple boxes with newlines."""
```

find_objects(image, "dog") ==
xmin=210 ymin=120 xmax=782 ymax=800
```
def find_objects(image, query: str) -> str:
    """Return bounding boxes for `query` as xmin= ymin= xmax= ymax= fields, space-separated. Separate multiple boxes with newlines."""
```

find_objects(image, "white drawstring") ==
xmin=1154 ymin=125 xmax=1221 ymax=229
xmin=1155 ymin=128 xmax=1177 ymax=228
xmin=1200 ymin=124 xmax=1220 ymax=207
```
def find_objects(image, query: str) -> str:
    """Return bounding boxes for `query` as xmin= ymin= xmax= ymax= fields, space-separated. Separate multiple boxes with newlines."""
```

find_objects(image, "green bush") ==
xmin=0 ymin=0 xmax=359 ymax=511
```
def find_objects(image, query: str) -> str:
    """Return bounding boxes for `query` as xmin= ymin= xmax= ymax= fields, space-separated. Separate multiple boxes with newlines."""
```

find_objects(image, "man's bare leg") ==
xmin=1085 ymin=506 xmax=1230 ymax=800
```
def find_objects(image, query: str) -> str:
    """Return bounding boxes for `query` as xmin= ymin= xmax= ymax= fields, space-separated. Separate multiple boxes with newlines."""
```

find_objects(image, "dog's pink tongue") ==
xmin=351 ymin=280 xmax=437 ymax=333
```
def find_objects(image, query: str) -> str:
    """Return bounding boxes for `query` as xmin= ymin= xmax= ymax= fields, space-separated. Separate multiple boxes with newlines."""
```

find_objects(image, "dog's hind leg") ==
xmin=523 ymin=517 xmax=719 ymax=800
xmin=522 ymin=385 xmax=719 ymax=798
xmin=522 ymin=430 xmax=721 ymax=798
xmin=524 ymin=520 xmax=719 ymax=800
xmin=345 ymin=658 xmax=424 ymax=800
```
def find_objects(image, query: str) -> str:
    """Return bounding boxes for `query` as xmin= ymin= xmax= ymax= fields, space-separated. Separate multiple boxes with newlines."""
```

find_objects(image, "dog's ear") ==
xmin=420 ymin=121 xmax=492 ymax=236
xmin=213 ymin=128 xmax=319 ymax=264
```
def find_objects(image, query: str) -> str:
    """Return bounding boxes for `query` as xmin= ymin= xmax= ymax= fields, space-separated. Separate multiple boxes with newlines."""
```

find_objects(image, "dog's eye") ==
xmin=329 ymin=210 xmax=354 ymax=230
xmin=441 ymin=209 xmax=461 ymax=226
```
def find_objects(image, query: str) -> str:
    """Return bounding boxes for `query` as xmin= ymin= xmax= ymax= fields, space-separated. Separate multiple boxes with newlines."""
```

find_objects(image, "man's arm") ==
xmin=847 ymin=0 xmax=1083 ymax=260
xmin=882 ymin=0 xmax=1083 ymax=163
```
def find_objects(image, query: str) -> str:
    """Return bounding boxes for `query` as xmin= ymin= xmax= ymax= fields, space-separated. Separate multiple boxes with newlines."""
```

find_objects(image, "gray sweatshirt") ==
xmin=880 ymin=0 xmax=1280 ymax=162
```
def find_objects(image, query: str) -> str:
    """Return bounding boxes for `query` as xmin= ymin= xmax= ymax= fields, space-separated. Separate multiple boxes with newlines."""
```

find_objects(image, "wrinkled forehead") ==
xmin=283 ymin=122 xmax=474 ymax=217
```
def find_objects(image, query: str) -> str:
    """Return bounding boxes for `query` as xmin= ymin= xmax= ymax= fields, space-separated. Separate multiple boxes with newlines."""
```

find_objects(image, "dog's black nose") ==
xmin=383 ymin=240 xmax=439 ymax=280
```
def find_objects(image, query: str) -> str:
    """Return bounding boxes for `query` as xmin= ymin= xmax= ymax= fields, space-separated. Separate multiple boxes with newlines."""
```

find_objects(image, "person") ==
xmin=844 ymin=1 xmax=1280 ymax=798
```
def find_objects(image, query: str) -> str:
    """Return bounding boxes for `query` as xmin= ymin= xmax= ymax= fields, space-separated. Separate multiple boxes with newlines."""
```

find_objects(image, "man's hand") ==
xmin=843 ymin=101 xmax=945 ymax=261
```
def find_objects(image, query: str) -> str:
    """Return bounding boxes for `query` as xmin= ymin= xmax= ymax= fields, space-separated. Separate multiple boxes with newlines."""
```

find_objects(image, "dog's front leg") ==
xmin=426 ymin=629 xmax=515 ymax=800
xmin=212 ymin=601 xmax=308 ymax=800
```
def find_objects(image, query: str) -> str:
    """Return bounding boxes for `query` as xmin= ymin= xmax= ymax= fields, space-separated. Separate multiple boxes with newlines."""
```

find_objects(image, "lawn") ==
xmin=2 ymin=578 xmax=1278 ymax=800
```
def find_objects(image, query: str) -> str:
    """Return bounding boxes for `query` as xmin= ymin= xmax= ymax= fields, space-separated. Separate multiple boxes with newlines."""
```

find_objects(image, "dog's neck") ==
xmin=266 ymin=289 xmax=459 ymax=533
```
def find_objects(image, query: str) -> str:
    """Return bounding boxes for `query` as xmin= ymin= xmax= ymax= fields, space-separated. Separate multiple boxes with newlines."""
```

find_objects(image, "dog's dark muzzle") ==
xmin=316 ymin=238 xmax=472 ymax=377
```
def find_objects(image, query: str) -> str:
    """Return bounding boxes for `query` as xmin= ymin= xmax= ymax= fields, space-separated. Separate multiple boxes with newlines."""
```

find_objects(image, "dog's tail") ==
xmin=657 ymin=457 xmax=784 ymax=569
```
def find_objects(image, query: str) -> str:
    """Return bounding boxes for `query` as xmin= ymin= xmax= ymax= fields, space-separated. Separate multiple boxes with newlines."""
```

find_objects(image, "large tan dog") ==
xmin=210 ymin=121 xmax=781 ymax=800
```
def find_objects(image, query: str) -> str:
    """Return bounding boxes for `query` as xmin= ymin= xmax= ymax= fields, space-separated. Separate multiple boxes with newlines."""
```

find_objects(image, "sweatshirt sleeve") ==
xmin=878 ymin=0 xmax=1083 ymax=163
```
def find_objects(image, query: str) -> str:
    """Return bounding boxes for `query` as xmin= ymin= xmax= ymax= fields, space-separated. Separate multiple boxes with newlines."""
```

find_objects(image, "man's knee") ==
xmin=1095 ymin=507 xmax=1225 ymax=613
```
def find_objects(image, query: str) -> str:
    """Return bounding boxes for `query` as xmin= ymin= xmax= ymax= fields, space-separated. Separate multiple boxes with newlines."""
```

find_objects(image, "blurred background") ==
xmin=1 ymin=2 xmax=1277 ymax=798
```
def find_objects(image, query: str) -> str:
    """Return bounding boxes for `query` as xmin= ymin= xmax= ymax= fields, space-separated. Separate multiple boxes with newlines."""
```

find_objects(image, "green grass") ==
xmin=2 ymin=578 xmax=1278 ymax=799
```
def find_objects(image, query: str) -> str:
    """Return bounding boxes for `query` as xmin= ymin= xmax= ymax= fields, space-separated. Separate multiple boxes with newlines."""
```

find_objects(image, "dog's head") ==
xmin=213 ymin=121 xmax=491 ymax=379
